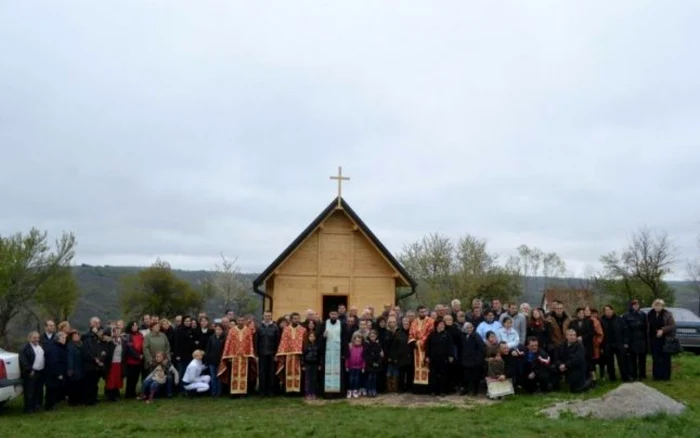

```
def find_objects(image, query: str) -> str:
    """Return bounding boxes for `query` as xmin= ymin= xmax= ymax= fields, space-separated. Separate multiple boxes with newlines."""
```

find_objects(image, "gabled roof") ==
xmin=253 ymin=197 xmax=416 ymax=289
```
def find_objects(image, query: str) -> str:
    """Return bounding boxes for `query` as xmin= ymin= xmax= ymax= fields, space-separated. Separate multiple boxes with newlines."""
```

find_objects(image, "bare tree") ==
xmin=601 ymin=227 xmax=676 ymax=305
xmin=686 ymin=235 xmax=700 ymax=315
xmin=210 ymin=254 xmax=254 ymax=315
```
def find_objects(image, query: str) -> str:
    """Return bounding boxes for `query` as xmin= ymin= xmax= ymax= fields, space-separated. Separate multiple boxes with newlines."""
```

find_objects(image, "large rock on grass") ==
xmin=540 ymin=382 xmax=685 ymax=420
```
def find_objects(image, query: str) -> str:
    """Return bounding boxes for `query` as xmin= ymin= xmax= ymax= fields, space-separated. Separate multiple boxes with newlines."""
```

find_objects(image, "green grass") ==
xmin=2 ymin=354 xmax=700 ymax=438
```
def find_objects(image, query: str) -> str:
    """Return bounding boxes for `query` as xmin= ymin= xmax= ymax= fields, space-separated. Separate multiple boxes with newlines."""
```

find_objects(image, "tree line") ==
xmin=396 ymin=228 xmax=681 ymax=311
xmin=1 ymin=226 xmax=697 ymax=348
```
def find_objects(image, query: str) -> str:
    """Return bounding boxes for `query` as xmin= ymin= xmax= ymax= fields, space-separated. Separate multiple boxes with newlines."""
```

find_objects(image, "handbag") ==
xmin=662 ymin=337 xmax=682 ymax=355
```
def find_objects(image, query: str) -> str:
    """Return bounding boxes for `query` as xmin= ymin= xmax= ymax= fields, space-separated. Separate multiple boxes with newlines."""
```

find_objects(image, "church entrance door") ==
xmin=322 ymin=295 xmax=347 ymax=319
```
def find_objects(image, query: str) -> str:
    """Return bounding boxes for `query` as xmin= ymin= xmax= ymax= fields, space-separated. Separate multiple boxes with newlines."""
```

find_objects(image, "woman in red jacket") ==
xmin=124 ymin=321 xmax=144 ymax=399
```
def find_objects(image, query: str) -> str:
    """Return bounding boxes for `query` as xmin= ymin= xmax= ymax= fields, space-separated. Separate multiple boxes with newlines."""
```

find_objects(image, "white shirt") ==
xmin=31 ymin=343 xmax=45 ymax=371
xmin=45 ymin=332 xmax=54 ymax=340
xmin=182 ymin=359 xmax=206 ymax=384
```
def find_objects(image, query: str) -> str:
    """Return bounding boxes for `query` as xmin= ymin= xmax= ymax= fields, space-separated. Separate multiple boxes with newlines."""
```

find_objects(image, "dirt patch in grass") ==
xmin=305 ymin=393 xmax=497 ymax=409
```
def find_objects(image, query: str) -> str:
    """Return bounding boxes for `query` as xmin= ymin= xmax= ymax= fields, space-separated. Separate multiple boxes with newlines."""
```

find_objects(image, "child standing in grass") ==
xmin=302 ymin=331 xmax=322 ymax=400
xmin=140 ymin=351 xmax=179 ymax=403
xmin=345 ymin=334 xmax=365 ymax=398
xmin=363 ymin=330 xmax=383 ymax=398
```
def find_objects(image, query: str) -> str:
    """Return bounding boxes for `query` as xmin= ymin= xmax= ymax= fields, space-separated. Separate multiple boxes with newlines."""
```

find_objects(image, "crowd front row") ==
xmin=18 ymin=297 xmax=678 ymax=413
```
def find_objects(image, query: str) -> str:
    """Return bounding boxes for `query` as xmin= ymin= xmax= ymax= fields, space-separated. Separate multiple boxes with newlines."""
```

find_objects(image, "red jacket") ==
xmin=125 ymin=332 xmax=144 ymax=366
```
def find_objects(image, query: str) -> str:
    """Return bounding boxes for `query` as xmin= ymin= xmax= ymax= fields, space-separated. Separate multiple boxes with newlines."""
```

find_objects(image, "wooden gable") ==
xmin=253 ymin=198 xmax=416 ymax=316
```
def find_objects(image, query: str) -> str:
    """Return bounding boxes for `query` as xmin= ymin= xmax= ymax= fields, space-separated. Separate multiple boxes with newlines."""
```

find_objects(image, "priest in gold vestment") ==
xmin=276 ymin=312 xmax=307 ymax=393
xmin=218 ymin=316 xmax=256 ymax=395
xmin=409 ymin=305 xmax=435 ymax=388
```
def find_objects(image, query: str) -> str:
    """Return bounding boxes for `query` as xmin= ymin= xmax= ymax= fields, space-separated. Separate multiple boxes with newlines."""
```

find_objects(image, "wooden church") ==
xmin=253 ymin=168 xmax=416 ymax=318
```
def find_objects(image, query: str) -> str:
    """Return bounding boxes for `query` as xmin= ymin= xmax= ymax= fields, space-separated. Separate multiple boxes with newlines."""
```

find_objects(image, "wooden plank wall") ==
xmin=271 ymin=210 xmax=398 ymax=318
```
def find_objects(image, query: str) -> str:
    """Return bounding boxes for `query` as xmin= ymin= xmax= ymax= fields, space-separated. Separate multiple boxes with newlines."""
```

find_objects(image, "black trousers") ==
xmin=522 ymin=373 xmax=551 ymax=393
xmin=83 ymin=370 xmax=101 ymax=405
xmin=398 ymin=365 xmax=413 ymax=392
xmin=601 ymin=348 xmax=629 ymax=381
xmin=627 ymin=352 xmax=647 ymax=380
xmin=67 ymin=379 xmax=84 ymax=406
xmin=23 ymin=371 xmax=44 ymax=413
xmin=428 ymin=361 xmax=448 ymax=395
xmin=45 ymin=382 xmax=64 ymax=410
xmin=651 ymin=339 xmax=672 ymax=381
xmin=125 ymin=364 xmax=141 ymax=399
xmin=258 ymin=355 xmax=275 ymax=396
xmin=462 ymin=365 xmax=482 ymax=395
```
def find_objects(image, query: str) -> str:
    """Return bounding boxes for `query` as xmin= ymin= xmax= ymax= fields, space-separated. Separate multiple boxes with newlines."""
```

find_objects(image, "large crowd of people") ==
xmin=18 ymin=296 xmax=678 ymax=413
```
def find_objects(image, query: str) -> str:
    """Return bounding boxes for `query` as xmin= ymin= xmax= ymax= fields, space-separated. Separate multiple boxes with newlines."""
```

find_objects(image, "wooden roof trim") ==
xmin=253 ymin=197 xmax=417 ymax=289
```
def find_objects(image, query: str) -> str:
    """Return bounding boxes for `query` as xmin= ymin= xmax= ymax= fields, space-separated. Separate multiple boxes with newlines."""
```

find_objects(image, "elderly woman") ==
xmin=460 ymin=322 xmax=485 ymax=396
xmin=647 ymin=299 xmax=676 ymax=381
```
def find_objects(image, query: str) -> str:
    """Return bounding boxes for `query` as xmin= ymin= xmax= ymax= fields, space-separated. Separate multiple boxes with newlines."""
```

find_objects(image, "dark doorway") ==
xmin=322 ymin=295 xmax=348 ymax=319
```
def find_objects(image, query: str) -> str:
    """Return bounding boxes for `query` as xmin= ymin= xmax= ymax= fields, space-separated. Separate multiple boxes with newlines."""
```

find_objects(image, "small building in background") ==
xmin=253 ymin=197 xmax=416 ymax=319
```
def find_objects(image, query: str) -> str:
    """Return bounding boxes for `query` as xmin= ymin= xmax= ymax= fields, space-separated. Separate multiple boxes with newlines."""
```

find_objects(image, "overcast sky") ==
xmin=1 ymin=1 xmax=699 ymax=278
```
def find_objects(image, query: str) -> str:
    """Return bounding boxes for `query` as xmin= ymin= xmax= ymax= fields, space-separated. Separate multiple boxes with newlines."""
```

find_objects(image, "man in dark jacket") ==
xmin=19 ymin=331 xmax=45 ymax=413
xmin=623 ymin=299 xmax=648 ymax=380
xmin=81 ymin=326 xmax=106 ymax=406
xmin=600 ymin=305 xmax=630 ymax=382
xmin=257 ymin=311 xmax=280 ymax=396
xmin=44 ymin=332 xmax=68 ymax=410
xmin=556 ymin=329 xmax=591 ymax=393
xmin=522 ymin=337 xmax=552 ymax=393
xmin=40 ymin=320 xmax=57 ymax=350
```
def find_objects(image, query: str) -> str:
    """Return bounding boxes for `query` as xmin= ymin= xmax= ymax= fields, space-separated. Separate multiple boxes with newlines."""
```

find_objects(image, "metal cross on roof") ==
xmin=329 ymin=166 xmax=350 ymax=206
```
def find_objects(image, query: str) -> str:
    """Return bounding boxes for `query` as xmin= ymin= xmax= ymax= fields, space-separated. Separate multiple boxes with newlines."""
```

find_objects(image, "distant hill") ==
xmin=69 ymin=265 xmax=700 ymax=327
xmin=71 ymin=264 xmax=260 ymax=329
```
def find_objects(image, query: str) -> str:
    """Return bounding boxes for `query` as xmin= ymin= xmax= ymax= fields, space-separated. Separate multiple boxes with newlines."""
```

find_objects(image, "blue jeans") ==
xmin=366 ymin=372 xmax=378 ymax=393
xmin=209 ymin=364 xmax=221 ymax=396
xmin=142 ymin=378 xmax=161 ymax=396
xmin=386 ymin=364 xmax=399 ymax=377
xmin=348 ymin=369 xmax=361 ymax=391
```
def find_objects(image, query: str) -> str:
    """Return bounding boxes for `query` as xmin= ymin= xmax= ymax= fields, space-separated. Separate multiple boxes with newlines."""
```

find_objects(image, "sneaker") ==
xmin=352 ymin=390 xmax=359 ymax=398
xmin=346 ymin=391 xmax=352 ymax=399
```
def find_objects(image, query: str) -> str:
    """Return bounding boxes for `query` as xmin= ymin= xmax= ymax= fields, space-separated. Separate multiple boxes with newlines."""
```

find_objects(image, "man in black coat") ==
xmin=556 ymin=329 xmax=591 ymax=393
xmin=521 ymin=337 xmax=553 ymax=393
xmin=81 ymin=325 xmax=106 ymax=406
xmin=257 ymin=311 xmax=280 ymax=396
xmin=40 ymin=320 xmax=57 ymax=350
xmin=623 ymin=299 xmax=648 ymax=380
xmin=19 ymin=331 xmax=45 ymax=413
xmin=600 ymin=305 xmax=631 ymax=382
xmin=44 ymin=332 xmax=68 ymax=410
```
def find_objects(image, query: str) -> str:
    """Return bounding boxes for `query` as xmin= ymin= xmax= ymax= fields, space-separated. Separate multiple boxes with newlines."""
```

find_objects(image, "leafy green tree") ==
xmin=119 ymin=259 xmax=208 ymax=319
xmin=0 ymin=228 xmax=76 ymax=347
xmin=398 ymin=233 xmax=521 ymax=307
xmin=398 ymin=233 xmax=455 ymax=305
xmin=453 ymin=235 xmax=521 ymax=303
xmin=34 ymin=266 xmax=80 ymax=322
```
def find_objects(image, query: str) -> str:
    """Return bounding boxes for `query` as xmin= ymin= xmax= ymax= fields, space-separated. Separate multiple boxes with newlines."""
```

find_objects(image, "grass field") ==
xmin=1 ymin=354 xmax=699 ymax=438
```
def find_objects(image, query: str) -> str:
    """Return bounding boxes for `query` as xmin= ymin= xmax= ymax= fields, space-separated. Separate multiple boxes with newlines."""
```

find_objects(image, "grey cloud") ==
xmin=1 ymin=1 xmax=699 ymax=278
